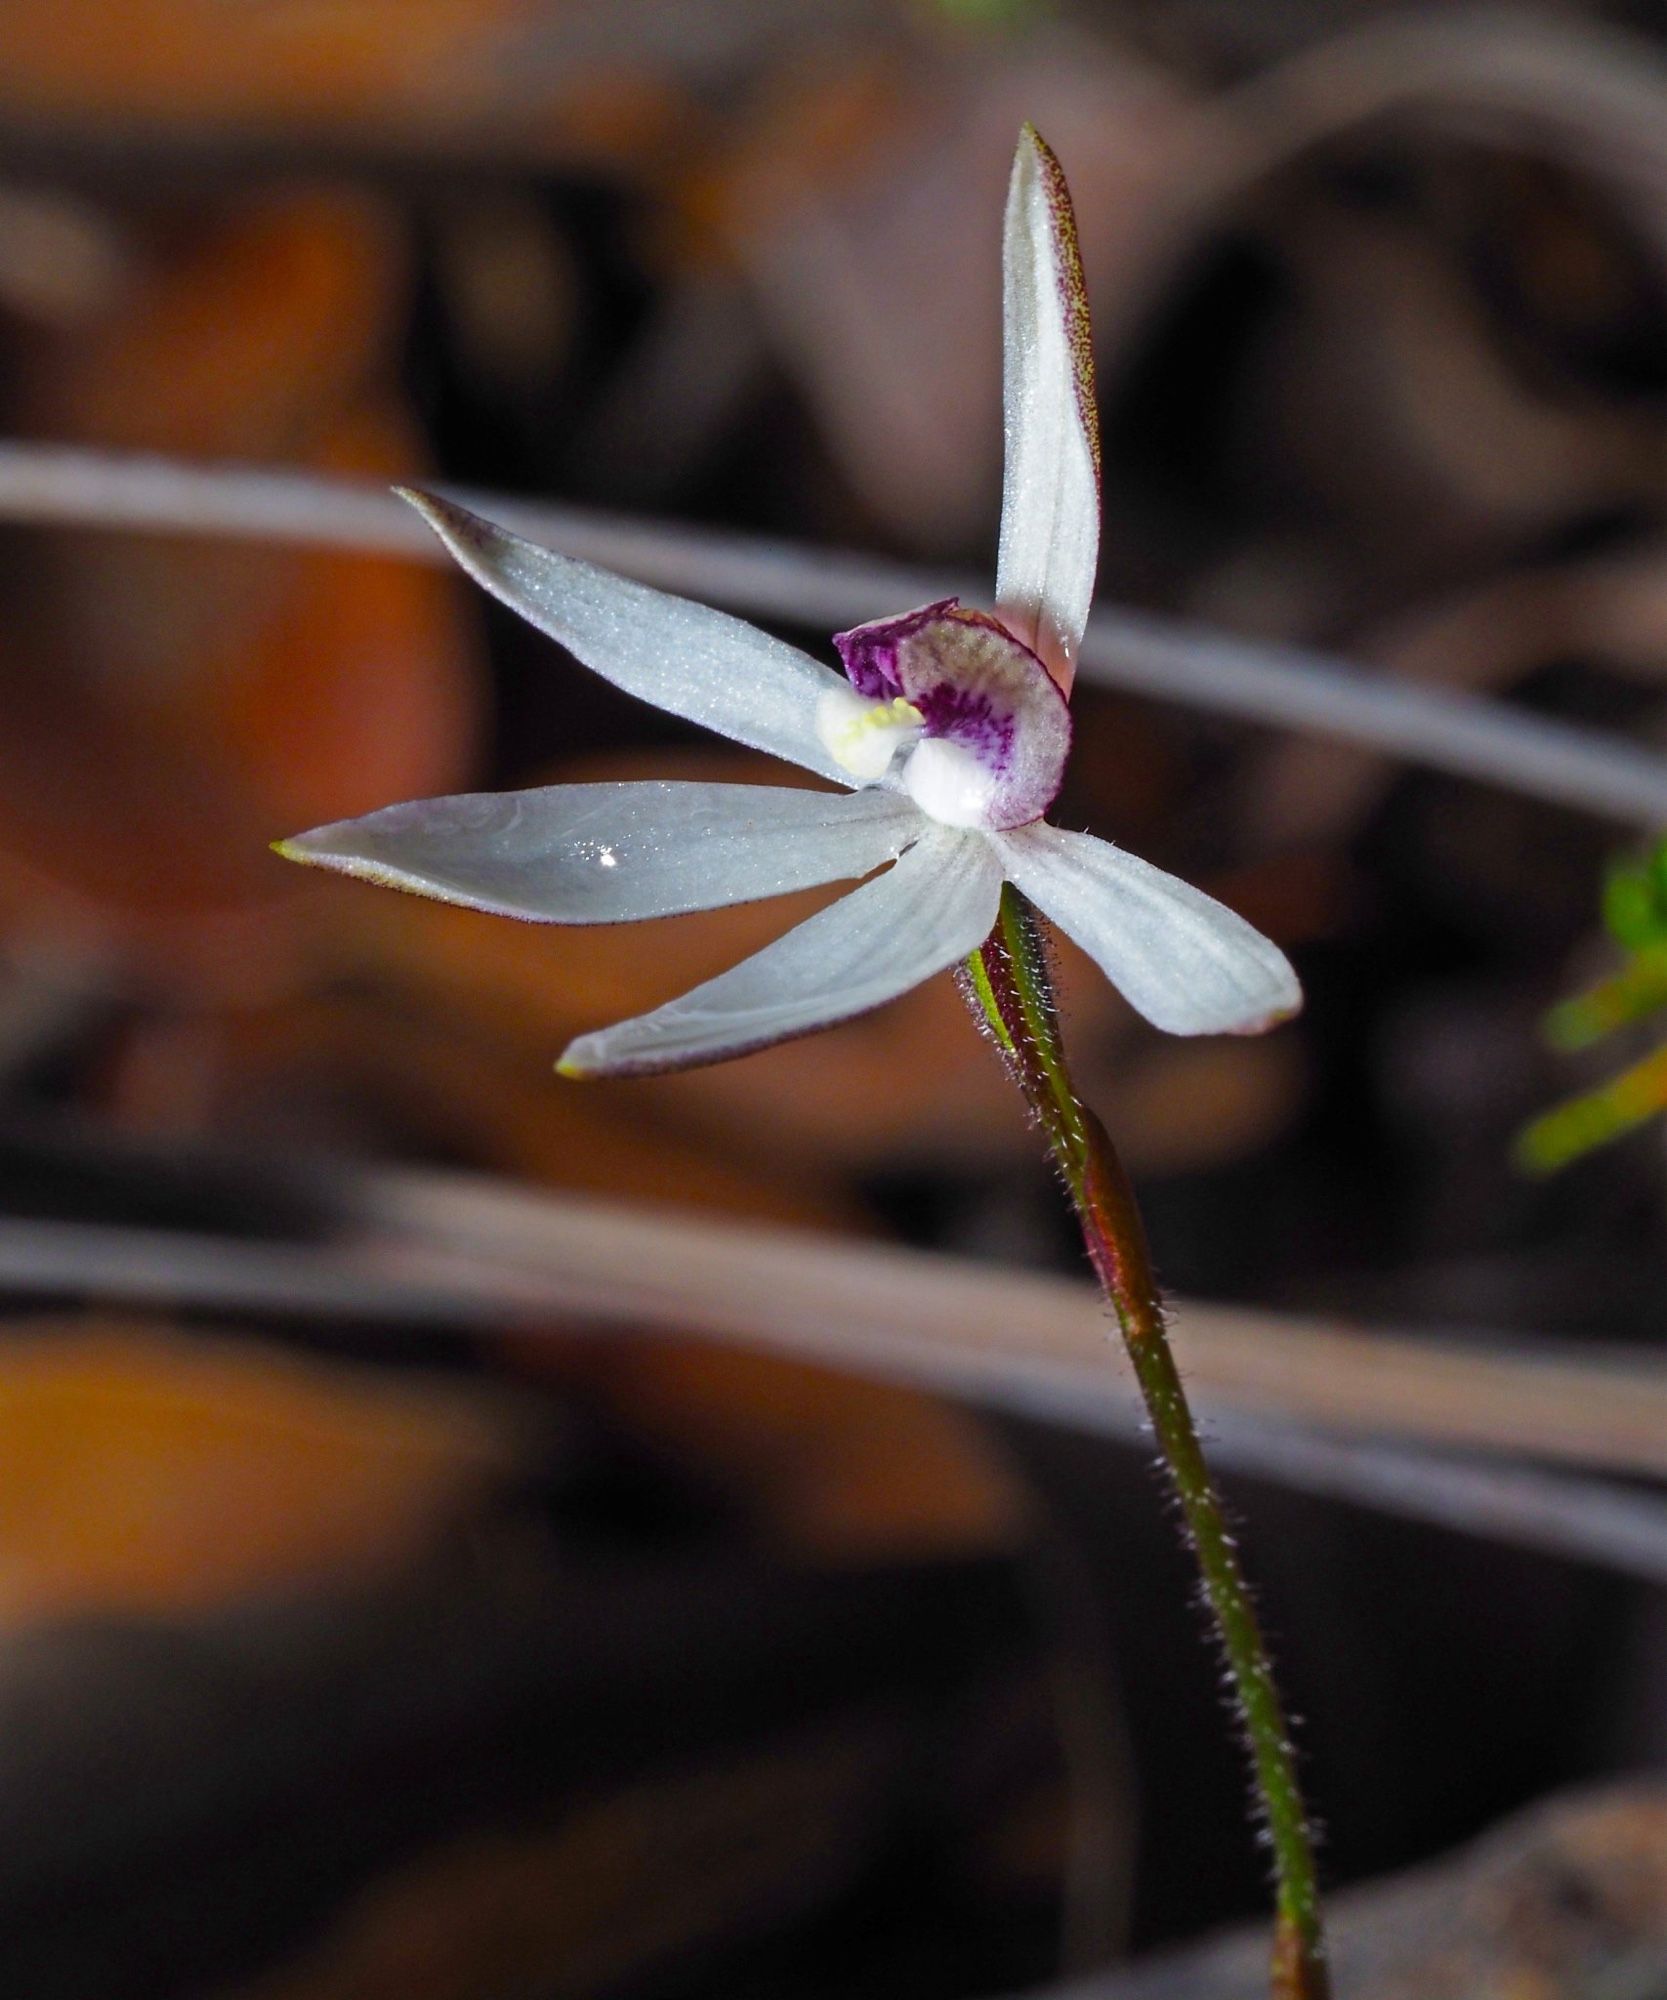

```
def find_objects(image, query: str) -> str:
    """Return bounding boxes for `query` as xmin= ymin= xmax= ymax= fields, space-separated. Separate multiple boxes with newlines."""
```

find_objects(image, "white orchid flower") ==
xmin=278 ymin=127 xmax=1300 ymax=1079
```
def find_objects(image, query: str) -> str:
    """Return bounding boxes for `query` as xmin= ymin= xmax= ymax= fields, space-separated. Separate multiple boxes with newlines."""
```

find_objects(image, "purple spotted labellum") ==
xmin=820 ymin=600 xmax=1070 ymax=830
xmin=276 ymin=126 xmax=1301 ymax=1078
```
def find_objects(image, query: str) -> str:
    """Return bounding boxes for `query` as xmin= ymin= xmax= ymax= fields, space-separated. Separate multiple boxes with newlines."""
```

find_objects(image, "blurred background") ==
xmin=0 ymin=2 xmax=1665 ymax=1995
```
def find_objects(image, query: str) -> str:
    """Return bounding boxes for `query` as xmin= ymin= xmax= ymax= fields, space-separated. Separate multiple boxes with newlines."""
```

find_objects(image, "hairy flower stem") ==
xmin=964 ymin=885 xmax=1329 ymax=2000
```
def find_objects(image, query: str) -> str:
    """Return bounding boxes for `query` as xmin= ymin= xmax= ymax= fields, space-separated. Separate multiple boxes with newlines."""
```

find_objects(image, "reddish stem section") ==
xmin=966 ymin=886 xmax=1329 ymax=2000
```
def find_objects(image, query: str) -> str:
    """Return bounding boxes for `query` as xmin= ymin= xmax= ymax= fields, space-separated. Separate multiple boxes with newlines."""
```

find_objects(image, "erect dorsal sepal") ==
xmin=995 ymin=125 xmax=1101 ymax=695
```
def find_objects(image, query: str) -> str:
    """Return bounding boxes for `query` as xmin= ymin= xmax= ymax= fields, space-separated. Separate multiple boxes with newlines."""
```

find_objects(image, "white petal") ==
xmin=560 ymin=825 xmax=1002 ymax=1076
xmin=278 ymin=782 xmax=923 ymax=924
xmin=995 ymin=127 xmax=1100 ymax=693
xmin=992 ymin=822 xmax=1301 ymax=1035
xmin=401 ymin=490 xmax=852 ymax=783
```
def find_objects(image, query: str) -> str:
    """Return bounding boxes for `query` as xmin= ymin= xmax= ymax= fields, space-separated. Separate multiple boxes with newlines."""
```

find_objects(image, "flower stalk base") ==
xmin=963 ymin=886 xmax=1329 ymax=2000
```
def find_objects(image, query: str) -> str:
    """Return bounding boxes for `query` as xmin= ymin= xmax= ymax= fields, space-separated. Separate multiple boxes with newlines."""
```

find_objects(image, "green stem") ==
xmin=964 ymin=886 xmax=1329 ymax=2000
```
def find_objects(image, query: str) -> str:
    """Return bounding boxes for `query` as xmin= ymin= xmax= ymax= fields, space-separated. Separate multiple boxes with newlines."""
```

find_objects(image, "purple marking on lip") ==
xmin=912 ymin=682 xmax=1015 ymax=774
xmin=830 ymin=600 xmax=1070 ymax=828
xmin=834 ymin=600 xmax=959 ymax=700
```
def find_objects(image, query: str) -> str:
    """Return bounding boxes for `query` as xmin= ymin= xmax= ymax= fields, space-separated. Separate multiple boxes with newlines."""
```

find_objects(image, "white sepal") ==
xmin=992 ymin=822 xmax=1301 ymax=1035
xmin=401 ymin=490 xmax=853 ymax=783
xmin=995 ymin=127 xmax=1100 ymax=693
xmin=559 ymin=824 xmax=1002 ymax=1076
xmin=278 ymin=781 xmax=923 ymax=924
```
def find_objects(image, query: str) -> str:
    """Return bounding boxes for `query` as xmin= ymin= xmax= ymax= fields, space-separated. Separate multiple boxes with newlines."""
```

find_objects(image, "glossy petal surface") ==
xmin=279 ymin=782 xmax=922 ymax=923
xmin=995 ymin=126 xmax=1100 ymax=693
xmin=993 ymin=822 xmax=1301 ymax=1035
xmin=402 ymin=491 xmax=851 ymax=783
xmin=560 ymin=825 xmax=1003 ymax=1076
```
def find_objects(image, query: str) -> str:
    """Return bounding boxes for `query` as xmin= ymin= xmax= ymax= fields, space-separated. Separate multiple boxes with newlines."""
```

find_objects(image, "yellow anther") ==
xmin=847 ymin=695 xmax=923 ymax=740
xmin=815 ymin=687 xmax=924 ymax=782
